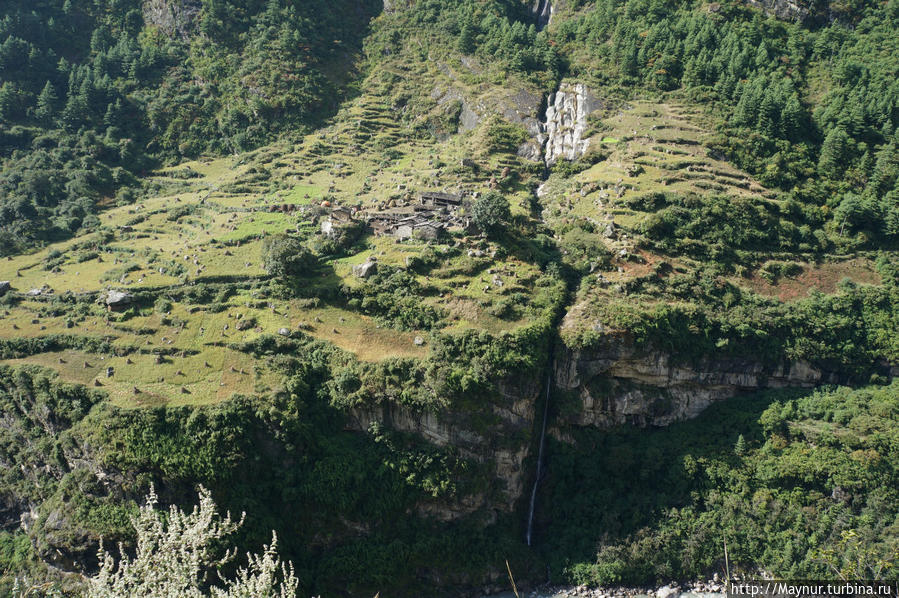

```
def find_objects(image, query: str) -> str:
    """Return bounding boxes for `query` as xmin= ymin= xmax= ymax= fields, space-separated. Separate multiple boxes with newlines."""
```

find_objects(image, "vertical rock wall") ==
xmin=530 ymin=0 xmax=553 ymax=30
xmin=543 ymin=82 xmax=600 ymax=165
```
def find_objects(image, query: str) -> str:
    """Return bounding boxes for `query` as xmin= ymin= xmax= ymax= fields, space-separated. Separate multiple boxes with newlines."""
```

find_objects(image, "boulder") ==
xmin=277 ymin=327 xmax=290 ymax=337
xmin=352 ymin=260 xmax=378 ymax=279
xmin=657 ymin=586 xmax=679 ymax=598
xmin=235 ymin=318 xmax=255 ymax=331
xmin=0 ymin=281 xmax=10 ymax=295
xmin=105 ymin=290 xmax=133 ymax=308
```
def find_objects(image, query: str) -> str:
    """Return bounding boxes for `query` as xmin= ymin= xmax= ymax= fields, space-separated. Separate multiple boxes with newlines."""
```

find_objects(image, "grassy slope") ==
xmin=0 ymin=0 xmax=898 ymax=593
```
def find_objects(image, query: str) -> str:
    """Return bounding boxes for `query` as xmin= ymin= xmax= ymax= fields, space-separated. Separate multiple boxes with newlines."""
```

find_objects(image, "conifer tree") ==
xmin=35 ymin=81 xmax=58 ymax=123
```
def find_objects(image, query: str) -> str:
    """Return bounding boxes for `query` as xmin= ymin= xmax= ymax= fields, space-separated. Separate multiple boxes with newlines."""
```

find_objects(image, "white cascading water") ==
xmin=526 ymin=366 xmax=552 ymax=546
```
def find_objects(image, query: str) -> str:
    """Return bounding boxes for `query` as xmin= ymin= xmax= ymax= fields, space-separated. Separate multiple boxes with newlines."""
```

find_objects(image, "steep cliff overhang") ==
xmin=555 ymin=331 xmax=894 ymax=429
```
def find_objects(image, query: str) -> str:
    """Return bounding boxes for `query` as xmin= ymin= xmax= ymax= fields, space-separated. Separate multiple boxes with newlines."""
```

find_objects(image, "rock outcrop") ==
xmin=555 ymin=332 xmax=839 ymax=428
xmin=743 ymin=0 xmax=809 ymax=21
xmin=530 ymin=0 xmax=553 ymax=30
xmin=543 ymin=82 xmax=601 ymax=165
xmin=142 ymin=0 xmax=201 ymax=39
xmin=346 ymin=374 xmax=541 ymax=520
xmin=382 ymin=0 xmax=412 ymax=13
xmin=431 ymin=85 xmax=544 ymax=144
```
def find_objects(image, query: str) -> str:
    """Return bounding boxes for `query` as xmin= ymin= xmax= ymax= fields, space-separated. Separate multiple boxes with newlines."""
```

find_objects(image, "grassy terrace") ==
xmin=0 ymin=83 xmax=551 ymax=407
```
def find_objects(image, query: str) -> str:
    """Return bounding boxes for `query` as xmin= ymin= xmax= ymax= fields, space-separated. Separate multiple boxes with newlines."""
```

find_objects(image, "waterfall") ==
xmin=526 ymin=364 xmax=552 ymax=546
xmin=532 ymin=0 xmax=553 ymax=31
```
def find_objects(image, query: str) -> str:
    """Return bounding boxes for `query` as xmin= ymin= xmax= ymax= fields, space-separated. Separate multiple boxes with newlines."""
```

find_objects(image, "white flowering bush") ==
xmin=86 ymin=485 xmax=298 ymax=598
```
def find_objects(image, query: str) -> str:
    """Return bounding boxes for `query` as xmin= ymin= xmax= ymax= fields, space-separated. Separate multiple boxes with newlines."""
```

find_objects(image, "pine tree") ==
xmin=819 ymin=127 xmax=851 ymax=178
xmin=457 ymin=22 xmax=476 ymax=55
xmin=757 ymin=90 xmax=779 ymax=137
xmin=0 ymin=82 xmax=19 ymax=122
xmin=870 ymin=142 xmax=899 ymax=197
xmin=780 ymin=94 xmax=804 ymax=140
xmin=734 ymin=434 xmax=747 ymax=456
xmin=35 ymin=81 xmax=58 ymax=123
xmin=682 ymin=57 xmax=701 ymax=88
xmin=620 ymin=39 xmax=639 ymax=79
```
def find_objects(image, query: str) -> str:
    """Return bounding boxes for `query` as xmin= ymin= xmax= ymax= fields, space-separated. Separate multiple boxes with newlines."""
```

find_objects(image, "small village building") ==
xmin=370 ymin=220 xmax=393 ymax=236
xmin=394 ymin=224 xmax=414 ymax=240
xmin=321 ymin=207 xmax=355 ymax=237
xmin=419 ymin=191 xmax=463 ymax=208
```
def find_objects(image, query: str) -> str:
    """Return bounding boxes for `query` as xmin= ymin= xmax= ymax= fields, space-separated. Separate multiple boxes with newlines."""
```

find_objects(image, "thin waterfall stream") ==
xmin=526 ymin=69 xmax=562 ymax=547
xmin=526 ymin=363 xmax=552 ymax=546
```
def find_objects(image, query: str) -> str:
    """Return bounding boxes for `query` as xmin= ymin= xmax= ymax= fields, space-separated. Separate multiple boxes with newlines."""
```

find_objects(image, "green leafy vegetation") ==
xmin=542 ymin=382 xmax=899 ymax=585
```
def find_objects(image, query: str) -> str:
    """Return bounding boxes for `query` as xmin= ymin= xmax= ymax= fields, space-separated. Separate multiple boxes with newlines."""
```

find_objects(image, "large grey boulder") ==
xmin=0 ymin=281 xmax=10 ymax=295
xmin=352 ymin=259 xmax=378 ymax=279
xmin=105 ymin=290 xmax=134 ymax=308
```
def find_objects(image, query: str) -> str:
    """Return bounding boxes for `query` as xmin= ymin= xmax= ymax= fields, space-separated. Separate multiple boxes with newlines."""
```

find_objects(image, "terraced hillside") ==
xmin=1 ymin=0 xmax=899 ymax=596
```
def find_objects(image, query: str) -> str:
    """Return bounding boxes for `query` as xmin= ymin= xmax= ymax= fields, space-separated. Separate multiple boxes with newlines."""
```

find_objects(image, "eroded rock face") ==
xmin=431 ymin=84 xmax=545 ymax=151
xmin=555 ymin=332 xmax=838 ymax=428
xmin=543 ymin=82 xmax=601 ymax=165
xmin=382 ymin=0 xmax=413 ymax=13
xmin=743 ymin=0 xmax=809 ymax=21
xmin=346 ymin=374 xmax=540 ymax=520
xmin=530 ymin=0 xmax=553 ymax=30
xmin=142 ymin=0 xmax=201 ymax=39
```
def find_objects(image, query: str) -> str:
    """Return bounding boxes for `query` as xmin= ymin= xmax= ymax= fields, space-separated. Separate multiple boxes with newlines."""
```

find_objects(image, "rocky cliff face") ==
xmin=347 ymin=374 xmax=541 ymax=520
xmin=743 ymin=0 xmax=809 ymax=21
xmin=142 ymin=0 xmax=201 ymax=39
xmin=554 ymin=332 xmax=837 ymax=428
xmin=382 ymin=0 xmax=412 ymax=14
xmin=430 ymin=81 xmax=545 ymax=159
xmin=543 ymin=82 xmax=601 ymax=165
xmin=530 ymin=0 xmax=554 ymax=30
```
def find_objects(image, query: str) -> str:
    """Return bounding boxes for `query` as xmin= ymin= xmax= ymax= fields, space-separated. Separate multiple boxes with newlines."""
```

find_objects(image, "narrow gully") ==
xmin=526 ymin=356 xmax=553 ymax=547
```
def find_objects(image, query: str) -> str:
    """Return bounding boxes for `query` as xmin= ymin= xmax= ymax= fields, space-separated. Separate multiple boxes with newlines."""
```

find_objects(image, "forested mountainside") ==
xmin=0 ymin=0 xmax=380 ymax=253
xmin=0 ymin=0 xmax=898 ymax=596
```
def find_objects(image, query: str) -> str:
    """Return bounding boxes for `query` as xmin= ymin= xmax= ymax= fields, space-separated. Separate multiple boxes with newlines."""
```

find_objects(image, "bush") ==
xmin=261 ymin=236 xmax=318 ymax=282
xmin=471 ymin=192 xmax=510 ymax=237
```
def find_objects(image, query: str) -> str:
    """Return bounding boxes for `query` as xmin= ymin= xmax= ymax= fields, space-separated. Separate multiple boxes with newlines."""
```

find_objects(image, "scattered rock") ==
xmin=413 ymin=336 xmax=425 ymax=346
